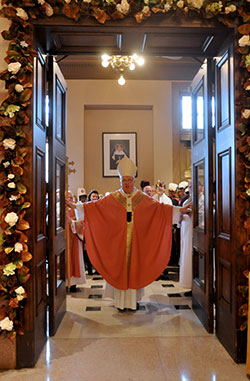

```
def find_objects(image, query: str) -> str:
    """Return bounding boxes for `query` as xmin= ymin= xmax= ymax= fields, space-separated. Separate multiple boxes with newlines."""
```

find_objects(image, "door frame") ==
xmin=0 ymin=11 xmax=246 ymax=367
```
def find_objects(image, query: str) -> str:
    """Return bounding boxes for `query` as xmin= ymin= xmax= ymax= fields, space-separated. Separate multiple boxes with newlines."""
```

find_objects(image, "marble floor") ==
xmin=0 ymin=271 xmax=247 ymax=380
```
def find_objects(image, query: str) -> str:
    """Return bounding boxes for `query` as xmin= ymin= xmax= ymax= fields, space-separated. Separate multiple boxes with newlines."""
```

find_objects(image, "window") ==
xmin=181 ymin=93 xmax=215 ymax=131
xmin=181 ymin=94 xmax=192 ymax=130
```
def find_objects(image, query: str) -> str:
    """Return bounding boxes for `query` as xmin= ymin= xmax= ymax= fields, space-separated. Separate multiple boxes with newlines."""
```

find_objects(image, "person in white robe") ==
xmin=179 ymin=180 xmax=193 ymax=291
xmin=153 ymin=180 xmax=173 ymax=205
xmin=65 ymin=191 xmax=86 ymax=291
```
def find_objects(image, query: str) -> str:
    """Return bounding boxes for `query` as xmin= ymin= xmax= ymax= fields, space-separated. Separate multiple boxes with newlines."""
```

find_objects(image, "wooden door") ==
xmin=16 ymin=49 xmax=48 ymax=368
xmin=214 ymin=38 xmax=246 ymax=362
xmin=191 ymin=58 xmax=214 ymax=333
xmin=47 ymin=56 xmax=67 ymax=336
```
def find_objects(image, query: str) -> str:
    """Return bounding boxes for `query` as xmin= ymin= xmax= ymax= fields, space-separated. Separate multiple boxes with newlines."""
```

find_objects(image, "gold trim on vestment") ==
xmin=132 ymin=192 xmax=145 ymax=211
xmin=111 ymin=190 xmax=146 ymax=283
xmin=126 ymin=219 xmax=133 ymax=279
xmin=112 ymin=191 xmax=127 ymax=209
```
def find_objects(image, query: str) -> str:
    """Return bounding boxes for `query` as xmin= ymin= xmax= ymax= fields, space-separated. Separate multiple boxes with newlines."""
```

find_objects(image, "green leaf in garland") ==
xmin=17 ymin=273 xmax=31 ymax=283
xmin=17 ymin=182 xmax=27 ymax=194
xmin=15 ymin=129 xmax=26 ymax=138
xmin=0 ymin=234 xmax=4 ymax=246
xmin=1 ymin=30 xmax=13 ymax=40
xmin=16 ymin=147 xmax=28 ymax=158
xmin=4 ymin=247 xmax=14 ymax=255
xmin=6 ymin=50 xmax=21 ymax=60
xmin=20 ymin=202 xmax=31 ymax=210
xmin=16 ymin=111 xmax=29 ymax=126
xmin=19 ymin=88 xmax=32 ymax=103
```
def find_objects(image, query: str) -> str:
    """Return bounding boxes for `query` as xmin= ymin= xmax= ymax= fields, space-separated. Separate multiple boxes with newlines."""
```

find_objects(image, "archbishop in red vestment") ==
xmin=84 ymin=190 xmax=173 ymax=290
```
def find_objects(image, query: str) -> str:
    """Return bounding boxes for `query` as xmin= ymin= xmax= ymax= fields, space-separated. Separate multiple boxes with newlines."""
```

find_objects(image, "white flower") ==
xmin=4 ymin=212 xmax=18 ymax=227
xmin=14 ymin=243 xmax=23 ymax=253
xmin=177 ymin=0 xmax=184 ymax=8
xmin=142 ymin=5 xmax=149 ymax=14
xmin=116 ymin=0 xmax=130 ymax=15
xmin=187 ymin=0 xmax=204 ymax=9
xmin=15 ymin=286 xmax=25 ymax=294
xmin=8 ymin=182 xmax=16 ymax=189
xmin=64 ymin=0 xmax=71 ymax=3
xmin=144 ymin=0 xmax=149 ymax=4
xmin=239 ymin=35 xmax=250 ymax=47
xmin=0 ymin=317 xmax=13 ymax=331
xmin=20 ymin=41 xmax=28 ymax=48
xmin=83 ymin=0 xmax=92 ymax=3
xmin=8 ymin=62 xmax=21 ymax=75
xmin=164 ymin=3 xmax=171 ymax=11
xmin=3 ymin=138 xmax=16 ymax=150
xmin=8 ymin=174 xmax=15 ymax=180
xmin=225 ymin=4 xmax=236 ymax=14
xmin=15 ymin=84 xmax=24 ymax=93
xmin=242 ymin=109 xmax=250 ymax=119
xmin=16 ymin=286 xmax=25 ymax=300
xmin=38 ymin=0 xmax=45 ymax=4
xmin=45 ymin=3 xmax=54 ymax=16
xmin=9 ymin=195 xmax=18 ymax=201
xmin=3 ymin=161 xmax=10 ymax=168
xmin=246 ymin=189 xmax=250 ymax=197
xmin=16 ymin=8 xmax=29 ymax=21
xmin=3 ymin=262 xmax=17 ymax=276
xmin=246 ymin=85 xmax=250 ymax=91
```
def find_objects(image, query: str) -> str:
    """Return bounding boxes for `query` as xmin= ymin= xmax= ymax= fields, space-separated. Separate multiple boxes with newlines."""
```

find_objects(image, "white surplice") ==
xmin=153 ymin=192 xmax=173 ymax=205
xmin=179 ymin=199 xmax=193 ymax=289
xmin=66 ymin=208 xmax=86 ymax=287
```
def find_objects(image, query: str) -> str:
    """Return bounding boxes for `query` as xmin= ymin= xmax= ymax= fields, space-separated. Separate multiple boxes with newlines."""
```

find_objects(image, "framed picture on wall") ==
xmin=102 ymin=132 xmax=137 ymax=177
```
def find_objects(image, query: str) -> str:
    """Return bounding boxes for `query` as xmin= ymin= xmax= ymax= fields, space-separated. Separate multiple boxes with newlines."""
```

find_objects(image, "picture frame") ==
xmin=102 ymin=132 xmax=137 ymax=177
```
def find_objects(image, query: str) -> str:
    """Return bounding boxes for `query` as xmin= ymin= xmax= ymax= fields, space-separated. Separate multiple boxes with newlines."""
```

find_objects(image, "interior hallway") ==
xmin=0 ymin=272 xmax=247 ymax=381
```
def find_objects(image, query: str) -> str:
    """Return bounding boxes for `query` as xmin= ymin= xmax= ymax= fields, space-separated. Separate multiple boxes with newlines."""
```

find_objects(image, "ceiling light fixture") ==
xmin=101 ymin=54 xmax=144 ymax=86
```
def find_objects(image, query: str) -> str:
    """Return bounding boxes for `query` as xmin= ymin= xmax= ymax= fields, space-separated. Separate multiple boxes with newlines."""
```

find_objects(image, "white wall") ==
xmin=67 ymin=79 xmax=174 ymax=196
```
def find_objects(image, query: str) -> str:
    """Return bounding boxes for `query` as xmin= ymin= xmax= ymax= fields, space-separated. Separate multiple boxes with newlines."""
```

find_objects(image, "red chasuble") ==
xmin=84 ymin=190 xmax=173 ymax=290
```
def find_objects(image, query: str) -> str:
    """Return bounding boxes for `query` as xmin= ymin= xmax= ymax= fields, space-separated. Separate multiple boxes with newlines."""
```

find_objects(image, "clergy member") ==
xmin=77 ymin=157 xmax=191 ymax=311
xmin=65 ymin=191 xmax=86 ymax=292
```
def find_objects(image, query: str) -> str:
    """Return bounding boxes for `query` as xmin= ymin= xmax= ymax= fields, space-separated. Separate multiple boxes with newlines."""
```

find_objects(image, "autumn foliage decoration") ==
xmin=0 ymin=13 xmax=37 ymax=335
xmin=0 ymin=0 xmax=249 ymax=337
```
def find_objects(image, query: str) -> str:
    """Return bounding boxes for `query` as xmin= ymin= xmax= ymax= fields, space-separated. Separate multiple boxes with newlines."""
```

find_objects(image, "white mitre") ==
xmin=117 ymin=157 xmax=137 ymax=178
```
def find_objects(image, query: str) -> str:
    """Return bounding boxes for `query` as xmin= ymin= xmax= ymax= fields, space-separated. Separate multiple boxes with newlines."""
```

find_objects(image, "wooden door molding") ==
xmin=215 ymin=38 xmax=248 ymax=363
xmin=191 ymin=58 xmax=214 ymax=333
xmin=16 ymin=49 xmax=48 ymax=368
xmin=47 ymin=56 xmax=67 ymax=336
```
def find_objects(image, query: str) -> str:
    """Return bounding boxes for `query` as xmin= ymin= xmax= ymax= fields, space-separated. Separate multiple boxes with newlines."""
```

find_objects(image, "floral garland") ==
xmin=0 ymin=0 xmax=249 ymax=337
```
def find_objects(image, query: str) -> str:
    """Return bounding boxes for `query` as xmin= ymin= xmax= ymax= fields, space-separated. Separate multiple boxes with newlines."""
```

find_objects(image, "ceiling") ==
xmin=56 ymin=55 xmax=202 ymax=81
xmin=34 ymin=19 xmax=231 ymax=81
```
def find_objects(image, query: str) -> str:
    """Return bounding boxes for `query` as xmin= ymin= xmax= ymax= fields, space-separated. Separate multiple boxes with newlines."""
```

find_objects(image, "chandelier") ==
xmin=101 ymin=54 xmax=144 ymax=85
